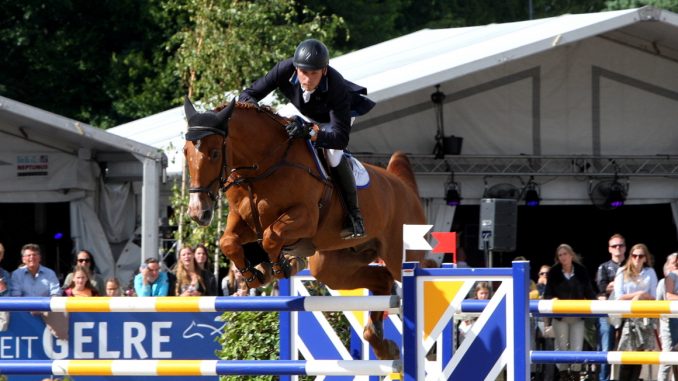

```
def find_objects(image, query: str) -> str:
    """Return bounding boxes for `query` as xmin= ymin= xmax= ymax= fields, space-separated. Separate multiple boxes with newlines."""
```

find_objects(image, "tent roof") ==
xmin=0 ymin=95 xmax=165 ymax=166
xmin=109 ymin=6 xmax=678 ymax=175
xmin=333 ymin=7 xmax=678 ymax=104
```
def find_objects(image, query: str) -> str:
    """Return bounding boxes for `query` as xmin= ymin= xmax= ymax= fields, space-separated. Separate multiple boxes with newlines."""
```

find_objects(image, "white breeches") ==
xmin=326 ymin=149 xmax=344 ymax=167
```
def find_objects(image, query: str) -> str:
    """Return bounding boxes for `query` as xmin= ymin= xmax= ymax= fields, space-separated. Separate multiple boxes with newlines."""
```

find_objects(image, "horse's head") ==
xmin=183 ymin=97 xmax=235 ymax=226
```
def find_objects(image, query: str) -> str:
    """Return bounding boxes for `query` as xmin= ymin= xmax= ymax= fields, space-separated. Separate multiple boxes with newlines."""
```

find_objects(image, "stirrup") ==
xmin=341 ymin=213 xmax=366 ymax=240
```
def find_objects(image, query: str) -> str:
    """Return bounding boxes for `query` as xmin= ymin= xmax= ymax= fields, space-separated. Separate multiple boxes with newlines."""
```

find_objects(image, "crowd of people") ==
xmin=456 ymin=234 xmax=676 ymax=381
xmin=0 ymin=242 xmax=261 ymax=301
xmin=5 ymin=233 xmax=678 ymax=380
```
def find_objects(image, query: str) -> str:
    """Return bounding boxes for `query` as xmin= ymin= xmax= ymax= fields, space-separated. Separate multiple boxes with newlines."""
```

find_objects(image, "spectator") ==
xmin=134 ymin=258 xmax=170 ymax=296
xmin=104 ymin=277 xmax=122 ymax=297
xmin=536 ymin=264 xmax=550 ymax=298
xmin=595 ymin=233 xmax=626 ymax=381
xmin=0 ymin=242 xmax=11 ymax=331
xmin=62 ymin=250 xmax=105 ymax=295
xmin=0 ymin=242 xmax=11 ymax=297
xmin=173 ymin=246 xmax=208 ymax=296
xmin=535 ymin=264 xmax=555 ymax=381
xmin=658 ymin=252 xmax=678 ymax=381
xmin=62 ymin=266 xmax=99 ymax=296
xmin=614 ymin=243 xmax=658 ymax=381
xmin=543 ymin=244 xmax=596 ymax=381
xmin=10 ymin=243 xmax=66 ymax=339
xmin=458 ymin=282 xmax=491 ymax=343
xmin=194 ymin=244 xmax=218 ymax=296
xmin=10 ymin=243 xmax=61 ymax=297
xmin=223 ymin=265 xmax=249 ymax=296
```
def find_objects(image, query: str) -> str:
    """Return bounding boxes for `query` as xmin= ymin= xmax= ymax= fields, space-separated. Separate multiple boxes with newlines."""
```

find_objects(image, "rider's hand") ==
xmin=285 ymin=116 xmax=313 ymax=139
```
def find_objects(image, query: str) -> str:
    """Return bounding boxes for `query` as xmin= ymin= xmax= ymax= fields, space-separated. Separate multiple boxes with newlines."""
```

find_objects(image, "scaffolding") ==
xmin=353 ymin=154 xmax=678 ymax=178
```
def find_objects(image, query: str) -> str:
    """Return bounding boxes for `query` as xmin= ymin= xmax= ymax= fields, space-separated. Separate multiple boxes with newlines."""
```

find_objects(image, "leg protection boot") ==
xmin=332 ymin=156 xmax=366 ymax=239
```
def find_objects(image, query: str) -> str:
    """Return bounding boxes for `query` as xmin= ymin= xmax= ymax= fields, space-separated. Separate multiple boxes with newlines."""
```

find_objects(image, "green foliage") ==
xmin=216 ymin=311 xmax=279 ymax=381
xmin=169 ymin=0 xmax=345 ymax=105
xmin=215 ymin=306 xmax=351 ymax=381
xmin=606 ymin=0 xmax=678 ymax=11
xmin=0 ymin=0 xmax=184 ymax=128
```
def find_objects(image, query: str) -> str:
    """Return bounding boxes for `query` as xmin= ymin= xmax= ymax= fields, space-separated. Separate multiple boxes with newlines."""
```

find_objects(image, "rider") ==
xmin=238 ymin=39 xmax=375 ymax=239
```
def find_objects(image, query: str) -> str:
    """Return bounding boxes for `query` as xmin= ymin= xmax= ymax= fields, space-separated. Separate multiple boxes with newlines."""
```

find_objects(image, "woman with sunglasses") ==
xmin=543 ymin=244 xmax=596 ymax=381
xmin=62 ymin=250 xmax=105 ymax=295
xmin=614 ymin=243 xmax=658 ymax=381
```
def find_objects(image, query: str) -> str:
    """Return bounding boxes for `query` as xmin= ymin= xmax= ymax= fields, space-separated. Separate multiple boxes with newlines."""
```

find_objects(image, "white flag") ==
xmin=403 ymin=224 xmax=433 ymax=250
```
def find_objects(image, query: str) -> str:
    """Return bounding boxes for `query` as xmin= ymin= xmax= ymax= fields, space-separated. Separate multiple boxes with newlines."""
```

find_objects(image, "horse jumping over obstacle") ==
xmin=182 ymin=98 xmax=427 ymax=359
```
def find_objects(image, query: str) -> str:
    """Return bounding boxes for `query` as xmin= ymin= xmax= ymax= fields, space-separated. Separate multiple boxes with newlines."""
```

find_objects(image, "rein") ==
xmin=187 ymin=108 xmax=331 ymax=243
xmin=223 ymin=136 xmax=330 ymax=243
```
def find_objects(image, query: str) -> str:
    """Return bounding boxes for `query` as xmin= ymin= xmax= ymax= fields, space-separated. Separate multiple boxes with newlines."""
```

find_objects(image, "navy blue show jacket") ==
xmin=239 ymin=58 xmax=375 ymax=150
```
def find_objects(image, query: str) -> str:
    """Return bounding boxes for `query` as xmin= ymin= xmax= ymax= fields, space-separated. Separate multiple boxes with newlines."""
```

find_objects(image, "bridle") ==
xmin=185 ymin=106 xmax=334 ymax=282
xmin=185 ymin=108 xmax=332 ymax=243
xmin=186 ymin=126 xmax=228 ymax=202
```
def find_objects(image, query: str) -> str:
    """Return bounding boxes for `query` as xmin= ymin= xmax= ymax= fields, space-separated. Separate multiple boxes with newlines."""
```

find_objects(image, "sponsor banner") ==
xmin=0 ymin=152 xmax=91 ymax=192
xmin=0 ymin=311 xmax=223 ymax=381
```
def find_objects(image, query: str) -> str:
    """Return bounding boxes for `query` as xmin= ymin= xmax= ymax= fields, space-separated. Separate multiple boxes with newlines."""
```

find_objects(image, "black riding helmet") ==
xmin=293 ymin=39 xmax=329 ymax=71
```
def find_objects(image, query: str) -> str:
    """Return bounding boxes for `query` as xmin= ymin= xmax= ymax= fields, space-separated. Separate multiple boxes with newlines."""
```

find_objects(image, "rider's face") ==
xmin=296 ymin=67 xmax=326 ymax=92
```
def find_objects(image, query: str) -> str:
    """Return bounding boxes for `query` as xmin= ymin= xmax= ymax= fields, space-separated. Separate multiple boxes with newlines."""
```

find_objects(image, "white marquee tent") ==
xmin=110 ymin=7 xmax=678 ymax=262
xmin=0 ymin=96 xmax=166 ymax=284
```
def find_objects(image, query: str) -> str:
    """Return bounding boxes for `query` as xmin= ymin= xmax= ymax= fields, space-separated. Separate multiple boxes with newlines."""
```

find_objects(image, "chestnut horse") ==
xmin=183 ymin=98 xmax=426 ymax=359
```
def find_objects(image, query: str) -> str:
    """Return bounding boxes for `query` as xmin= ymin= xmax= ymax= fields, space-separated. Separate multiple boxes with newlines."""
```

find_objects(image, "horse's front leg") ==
xmin=220 ymin=213 xmax=270 ymax=289
xmin=262 ymin=205 xmax=317 ymax=279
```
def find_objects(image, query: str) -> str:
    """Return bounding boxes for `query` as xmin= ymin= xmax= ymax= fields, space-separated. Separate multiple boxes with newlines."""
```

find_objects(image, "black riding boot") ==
xmin=332 ymin=156 xmax=366 ymax=239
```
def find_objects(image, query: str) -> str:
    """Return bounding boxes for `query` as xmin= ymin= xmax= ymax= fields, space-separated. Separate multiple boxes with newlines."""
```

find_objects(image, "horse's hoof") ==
xmin=370 ymin=339 xmax=400 ymax=360
xmin=242 ymin=267 xmax=265 ymax=288
xmin=271 ymin=255 xmax=293 ymax=279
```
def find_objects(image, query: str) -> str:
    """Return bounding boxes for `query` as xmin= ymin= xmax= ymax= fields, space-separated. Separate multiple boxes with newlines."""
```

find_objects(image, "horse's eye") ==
xmin=210 ymin=149 xmax=220 ymax=160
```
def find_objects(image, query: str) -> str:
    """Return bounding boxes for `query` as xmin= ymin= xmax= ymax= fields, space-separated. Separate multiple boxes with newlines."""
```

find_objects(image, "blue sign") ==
xmin=0 ymin=311 xmax=223 ymax=381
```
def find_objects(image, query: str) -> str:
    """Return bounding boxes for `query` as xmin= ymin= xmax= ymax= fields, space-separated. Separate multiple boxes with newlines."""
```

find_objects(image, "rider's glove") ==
xmin=285 ymin=116 xmax=314 ymax=139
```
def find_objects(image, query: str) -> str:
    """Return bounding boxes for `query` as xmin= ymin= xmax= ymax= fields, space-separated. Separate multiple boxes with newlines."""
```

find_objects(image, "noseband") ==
xmin=186 ymin=126 xmax=227 ymax=202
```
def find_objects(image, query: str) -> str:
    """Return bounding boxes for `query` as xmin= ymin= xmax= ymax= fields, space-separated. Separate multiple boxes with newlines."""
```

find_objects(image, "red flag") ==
xmin=431 ymin=232 xmax=456 ymax=254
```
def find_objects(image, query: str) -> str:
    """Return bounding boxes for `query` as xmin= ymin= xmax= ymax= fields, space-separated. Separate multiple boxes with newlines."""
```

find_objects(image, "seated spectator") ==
xmin=194 ymin=244 xmax=218 ymax=296
xmin=0 ymin=242 xmax=10 ymax=331
xmin=0 ymin=242 xmax=11 ymax=297
xmin=173 ymin=246 xmax=208 ymax=296
xmin=134 ymin=258 xmax=170 ymax=296
xmin=10 ymin=243 xmax=61 ymax=296
xmin=458 ymin=281 xmax=492 ymax=342
xmin=62 ymin=250 xmax=105 ymax=295
xmin=536 ymin=264 xmax=550 ymax=298
xmin=104 ymin=277 xmax=122 ymax=296
xmin=223 ymin=265 xmax=250 ymax=296
xmin=63 ymin=266 xmax=99 ymax=296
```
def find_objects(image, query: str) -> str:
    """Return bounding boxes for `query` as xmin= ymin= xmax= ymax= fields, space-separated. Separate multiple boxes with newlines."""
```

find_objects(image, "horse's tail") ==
xmin=386 ymin=151 xmax=420 ymax=197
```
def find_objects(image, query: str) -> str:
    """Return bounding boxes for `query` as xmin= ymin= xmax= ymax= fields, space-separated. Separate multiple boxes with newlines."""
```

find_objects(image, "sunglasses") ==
xmin=77 ymin=258 xmax=91 ymax=263
xmin=631 ymin=254 xmax=646 ymax=258
xmin=609 ymin=244 xmax=625 ymax=248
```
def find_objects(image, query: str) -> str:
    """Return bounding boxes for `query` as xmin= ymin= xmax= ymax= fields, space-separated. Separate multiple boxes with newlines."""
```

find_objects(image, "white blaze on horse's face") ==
xmin=184 ymin=138 xmax=221 ymax=226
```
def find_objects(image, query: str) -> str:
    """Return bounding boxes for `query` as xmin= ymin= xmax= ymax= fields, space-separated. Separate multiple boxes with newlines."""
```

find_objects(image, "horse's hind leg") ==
xmin=309 ymin=249 xmax=399 ymax=360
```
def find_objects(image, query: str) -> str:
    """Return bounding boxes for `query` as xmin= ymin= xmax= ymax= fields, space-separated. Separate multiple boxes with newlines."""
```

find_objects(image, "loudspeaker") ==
xmin=478 ymin=198 xmax=517 ymax=252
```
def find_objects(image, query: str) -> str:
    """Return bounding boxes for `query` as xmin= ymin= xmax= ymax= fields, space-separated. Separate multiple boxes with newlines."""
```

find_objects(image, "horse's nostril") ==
xmin=202 ymin=210 xmax=212 ymax=222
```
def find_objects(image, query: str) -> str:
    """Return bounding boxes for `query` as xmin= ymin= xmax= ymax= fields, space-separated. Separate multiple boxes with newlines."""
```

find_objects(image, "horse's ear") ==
xmin=184 ymin=96 xmax=198 ymax=121
xmin=216 ymin=98 xmax=236 ymax=123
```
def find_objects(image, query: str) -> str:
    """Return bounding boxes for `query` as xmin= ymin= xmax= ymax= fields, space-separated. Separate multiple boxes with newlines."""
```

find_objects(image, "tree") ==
xmin=606 ymin=0 xmax=678 ymax=12
xmin=169 ymin=0 xmax=345 ymax=105
xmin=0 ymin=0 xmax=184 ymax=128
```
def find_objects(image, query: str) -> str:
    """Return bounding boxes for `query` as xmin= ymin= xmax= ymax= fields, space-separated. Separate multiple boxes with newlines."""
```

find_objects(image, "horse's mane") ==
xmin=214 ymin=100 xmax=290 ymax=125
